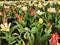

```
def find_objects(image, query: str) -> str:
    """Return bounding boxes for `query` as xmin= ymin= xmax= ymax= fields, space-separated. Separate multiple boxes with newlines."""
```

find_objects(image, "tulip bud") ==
xmin=3 ymin=18 xmax=7 ymax=24
xmin=47 ymin=21 xmax=51 ymax=27
xmin=19 ymin=16 xmax=23 ymax=23
xmin=15 ymin=13 xmax=19 ymax=18
xmin=31 ymin=10 xmax=35 ymax=16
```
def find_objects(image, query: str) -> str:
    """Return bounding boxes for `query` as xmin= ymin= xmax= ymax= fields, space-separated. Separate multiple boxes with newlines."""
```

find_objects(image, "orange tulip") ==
xmin=58 ymin=8 xmax=60 ymax=14
xmin=0 ymin=12 xmax=3 ymax=16
xmin=18 ymin=16 xmax=23 ymax=23
xmin=31 ymin=10 xmax=35 ymax=16
xmin=47 ymin=22 xmax=51 ymax=27
xmin=15 ymin=13 xmax=19 ymax=18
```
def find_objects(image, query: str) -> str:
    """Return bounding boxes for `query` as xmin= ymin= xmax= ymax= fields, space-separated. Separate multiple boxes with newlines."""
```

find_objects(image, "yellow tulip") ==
xmin=38 ymin=18 xmax=43 ymax=24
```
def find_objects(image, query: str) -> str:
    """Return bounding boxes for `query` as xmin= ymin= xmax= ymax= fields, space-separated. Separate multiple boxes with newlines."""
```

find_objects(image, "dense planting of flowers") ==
xmin=0 ymin=1 xmax=60 ymax=45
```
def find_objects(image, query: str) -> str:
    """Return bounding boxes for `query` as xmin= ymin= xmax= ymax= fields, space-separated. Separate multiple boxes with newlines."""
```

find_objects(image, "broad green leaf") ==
xmin=10 ymin=36 xmax=18 ymax=42
xmin=39 ymin=33 xmax=51 ymax=43
xmin=30 ymin=27 xmax=37 ymax=33
xmin=44 ymin=28 xmax=47 ymax=33
xmin=46 ymin=26 xmax=52 ymax=34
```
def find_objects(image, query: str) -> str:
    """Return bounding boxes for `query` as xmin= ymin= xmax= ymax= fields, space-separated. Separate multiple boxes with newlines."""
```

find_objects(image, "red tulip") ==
xmin=31 ymin=10 xmax=35 ymax=16
xmin=3 ymin=18 xmax=7 ymax=24
xmin=18 ymin=16 xmax=23 ymax=23
xmin=50 ymin=32 xmax=60 ymax=45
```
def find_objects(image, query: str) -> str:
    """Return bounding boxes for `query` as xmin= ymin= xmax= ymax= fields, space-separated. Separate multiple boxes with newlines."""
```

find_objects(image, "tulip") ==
xmin=49 ymin=1 xmax=53 ymax=6
xmin=53 ymin=0 xmax=57 ymax=4
xmin=38 ymin=18 xmax=43 ymax=24
xmin=0 ymin=12 xmax=3 ymax=16
xmin=58 ymin=8 xmax=60 ymax=14
xmin=17 ymin=5 xmax=21 ymax=8
xmin=57 ymin=1 xmax=60 ymax=5
xmin=21 ymin=6 xmax=28 ymax=12
xmin=43 ymin=2 xmax=48 ymax=6
xmin=3 ymin=18 xmax=7 ymax=24
xmin=38 ymin=2 xmax=43 ymax=8
xmin=34 ymin=4 xmax=38 ymax=7
xmin=4 ymin=6 xmax=10 ymax=9
xmin=1 ymin=18 xmax=11 ymax=31
xmin=47 ymin=7 xmax=56 ymax=13
xmin=36 ymin=10 xmax=44 ymax=16
xmin=31 ymin=10 xmax=35 ymax=16
xmin=47 ymin=21 xmax=51 ymax=27
xmin=15 ymin=13 xmax=20 ymax=18
xmin=0 ymin=23 xmax=11 ymax=31
xmin=29 ymin=2 xmax=33 ymax=6
xmin=49 ymin=32 xmax=60 ymax=45
xmin=18 ymin=16 xmax=23 ymax=23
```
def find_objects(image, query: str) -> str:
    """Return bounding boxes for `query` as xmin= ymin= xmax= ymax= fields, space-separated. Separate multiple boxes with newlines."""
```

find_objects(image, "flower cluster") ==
xmin=0 ymin=1 xmax=60 ymax=45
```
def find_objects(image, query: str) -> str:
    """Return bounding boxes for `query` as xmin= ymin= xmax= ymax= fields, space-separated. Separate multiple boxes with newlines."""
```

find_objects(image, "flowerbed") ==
xmin=0 ymin=1 xmax=60 ymax=45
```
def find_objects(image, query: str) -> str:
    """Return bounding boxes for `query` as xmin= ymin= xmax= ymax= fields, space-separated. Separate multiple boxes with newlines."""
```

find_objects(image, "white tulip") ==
xmin=47 ymin=7 xmax=56 ymax=13
xmin=36 ymin=10 xmax=44 ymax=16
xmin=38 ymin=2 xmax=43 ymax=8
xmin=0 ymin=23 xmax=11 ymax=31
xmin=57 ymin=1 xmax=60 ymax=5
xmin=21 ymin=6 xmax=28 ymax=12
xmin=4 ymin=6 xmax=10 ymax=9
xmin=29 ymin=2 xmax=33 ymax=6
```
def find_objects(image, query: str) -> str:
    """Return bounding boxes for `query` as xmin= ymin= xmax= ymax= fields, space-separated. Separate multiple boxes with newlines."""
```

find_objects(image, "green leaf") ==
xmin=57 ymin=43 xmax=60 ymax=45
xmin=18 ymin=39 xmax=25 ymax=45
xmin=58 ymin=21 xmax=60 ymax=28
xmin=30 ymin=34 xmax=34 ymax=41
xmin=10 ymin=25 xmax=18 ymax=34
xmin=16 ymin=21 xmax=25 ymax=33
xmin=27 ymin=33 xmax=34 ymax=45
xmin=0 ymin=37 xmax=6 ymax=39
xmin=11 ymin=40 xmax=17 ymax=44
xmin=39 ymin=33 xmax=51 ymax=43
xmin=30 ymin=27 xmax=37 ymax=33
xmin=24 ymin=32 xmax=34 ymax=45
xmin=44 ymin=28 xmax=47 ymax=33
xmin=10 ymin=36 xmax=18 ymax=42
xmin=24 ymin=32 xmax=29 ymax=39
xmin=46 ymin=26 xmax=52 ymax=34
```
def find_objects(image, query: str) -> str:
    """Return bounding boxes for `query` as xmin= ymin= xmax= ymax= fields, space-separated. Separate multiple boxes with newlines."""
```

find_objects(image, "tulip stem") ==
xmin=0 ymin=39 xmax=1 ymax=45
xmin=46 ymin=41 xmax=48 ymax=45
